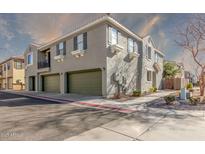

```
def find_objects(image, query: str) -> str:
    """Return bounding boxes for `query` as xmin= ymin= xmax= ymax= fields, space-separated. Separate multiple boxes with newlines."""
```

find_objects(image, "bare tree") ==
xmin=176 ymin=14 xmax=205 ymax=96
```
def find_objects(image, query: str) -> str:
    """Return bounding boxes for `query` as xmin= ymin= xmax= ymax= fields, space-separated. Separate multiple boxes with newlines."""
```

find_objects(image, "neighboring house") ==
xmin=24 ymin=15 xmax=164 ymax=97
xmin=0 ymin=56 xmax=25 ymax=90
xmin=140 ymin=36 xmax=164 ymax=92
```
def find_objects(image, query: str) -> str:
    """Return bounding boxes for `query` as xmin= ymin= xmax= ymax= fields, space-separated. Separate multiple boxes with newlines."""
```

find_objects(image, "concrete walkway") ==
xmin=2 ymin=90 xmax=176 ymax=113
xmin=66 ymin=108 xmax=205 ymax=141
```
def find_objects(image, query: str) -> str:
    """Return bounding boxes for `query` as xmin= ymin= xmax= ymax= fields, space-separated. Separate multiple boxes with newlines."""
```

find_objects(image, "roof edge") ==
xmin=37 ymin=15 xmax=142 ymax=50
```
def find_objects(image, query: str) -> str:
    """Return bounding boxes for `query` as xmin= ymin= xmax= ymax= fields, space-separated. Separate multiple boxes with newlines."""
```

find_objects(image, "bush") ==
xmin=189 ymin=97 xmax=200 ymax=105
xmin=149 ymin=86 xmax=157 ymax=93
xmin=186 ymin=83 xmax=193 ymax=90
xmin=133 ymin=89 xmax=141 ymax=97
xmin=164 ymin=95 xmax=176 ymax=105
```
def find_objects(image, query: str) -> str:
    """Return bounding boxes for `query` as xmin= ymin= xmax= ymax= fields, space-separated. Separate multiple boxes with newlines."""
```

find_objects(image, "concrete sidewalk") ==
xmin=2 ymin=90 xmax=176 ymax=113
xmin=66 ymin=108 xmax=205 ymax=141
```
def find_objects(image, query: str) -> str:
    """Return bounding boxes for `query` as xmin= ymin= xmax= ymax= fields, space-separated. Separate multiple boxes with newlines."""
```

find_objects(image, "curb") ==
xmin=0 ymin=91 xmax=136 ymax=113
xmin=79 ymin=101 xmax=136 ymax=113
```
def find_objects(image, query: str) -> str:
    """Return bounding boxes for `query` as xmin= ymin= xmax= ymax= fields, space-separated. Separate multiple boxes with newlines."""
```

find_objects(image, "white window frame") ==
xmin=15 ymin=61 xmax=23 ymax=69
xmin=128 ymin=38 xmax=138 ymax=53
xmin=77 ymin=34 xmax=84 ymax=51
xmin=59 ymin=42 xmax=64 ymax=55
xmin=155 ymin=52 xmax=159 ymax=63
xmin=147 ymin=70 xmax=152 ymax=81
xmin=108 ymin=26 xmax=118 ymax=45
xmin=128 ymin=38 xmax=134 ymax=53
xmin=27 ymin=52 xmax=33 ymax=66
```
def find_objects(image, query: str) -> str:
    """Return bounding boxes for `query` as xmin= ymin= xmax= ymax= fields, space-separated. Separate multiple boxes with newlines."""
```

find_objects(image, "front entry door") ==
xmin=29 ymin=76 xmax=35 ymax=91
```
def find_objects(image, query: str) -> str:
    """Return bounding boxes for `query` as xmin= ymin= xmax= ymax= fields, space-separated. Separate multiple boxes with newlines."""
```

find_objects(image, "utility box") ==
xmin=180 ymin=88 xmax=187 ymax=100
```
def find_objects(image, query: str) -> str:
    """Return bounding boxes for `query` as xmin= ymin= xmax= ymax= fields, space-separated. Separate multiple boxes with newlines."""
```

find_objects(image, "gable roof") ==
xmin=30 ymin=15 xmax=164 ymax=57
xmin=143 ymin=35 xmax=165 ymax=56
xmin=38 ymin=15 xmax=142 ymax=50
xmin=0 ymin=56 xmax=24 ymax=65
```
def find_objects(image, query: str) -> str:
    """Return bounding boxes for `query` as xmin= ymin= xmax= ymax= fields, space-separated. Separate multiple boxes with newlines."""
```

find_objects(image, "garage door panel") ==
xmin=68 ymin=70 xmax=102 ymax=96
xmin=44 ymin=74 xmax=60 ymax=93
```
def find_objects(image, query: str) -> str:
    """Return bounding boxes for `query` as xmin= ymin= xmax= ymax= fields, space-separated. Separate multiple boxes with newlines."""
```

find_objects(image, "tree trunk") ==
xmin=199 ymin=69 xmax=205 ymax=96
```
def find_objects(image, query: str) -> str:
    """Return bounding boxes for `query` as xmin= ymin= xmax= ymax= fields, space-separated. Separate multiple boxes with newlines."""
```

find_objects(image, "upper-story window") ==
xmin=128 ymin=38 xmax=134 ymax=53
xmin=128 ymin=38 xmax=138 ymax=53
xmin=7 ymin=62 xmax=10 ymax=70
xmin=56 ymin=41 xmax=66 ymax=55
xmin=108 ymin=26 xmax=119 ymax=45
xmin=3 ymin=64 xmax=6 ymax=71
xmin=147 ymin=46 xmax=152 ymax=59
xmin=74 ymin=32 xmax=87 ymax=51
xmin=14 ymin=60 xmax=23 ymax=69
xmin=154 ymin=51 xmax=159 ymax=63
xmin=27 ymin=53 xmax=33 ymax=65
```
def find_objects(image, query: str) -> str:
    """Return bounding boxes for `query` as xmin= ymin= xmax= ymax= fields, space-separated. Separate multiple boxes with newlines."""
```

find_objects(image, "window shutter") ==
xmin=108 ymin=26 xmax=112 ymax=44
xmin=63 ymin=41 xmax=66 ymax=55
xmin=56 ymin=44 xmax=60 ymax=55
xmin=74 ymin=36 xmax=77 ymax=50
xmin=83 ymin=32 xmax=87 ymax=50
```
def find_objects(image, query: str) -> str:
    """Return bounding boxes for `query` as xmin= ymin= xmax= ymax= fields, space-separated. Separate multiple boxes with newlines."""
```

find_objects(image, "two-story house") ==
xmin=0 ymin=56 xmax=25 ymax=90
xmin=24 ymin=15 xmax=164 ymax=97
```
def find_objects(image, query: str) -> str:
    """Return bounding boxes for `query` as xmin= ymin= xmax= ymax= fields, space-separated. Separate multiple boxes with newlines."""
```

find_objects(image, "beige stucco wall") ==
xmin=0 ymin=59 xmax=25 ymax=90
xmin=25 ymin=23 xmax=108 ymax=95
xmin=24 ymin=21 xmax=163 ymax=97
xmin=13 ymin=69 xmax=25 ymax=84
xmin=105 ymin=23 xmax=141 ymax=97
xmin=141 ymin=37 xmax=164 ymax=93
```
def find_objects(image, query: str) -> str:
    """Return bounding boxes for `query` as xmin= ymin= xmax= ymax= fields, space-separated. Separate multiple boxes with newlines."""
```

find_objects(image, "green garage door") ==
xmin=43 ymin=74 xmax=60 ymax=93
xmin=68 ymin=70 xmax=102 ymax=96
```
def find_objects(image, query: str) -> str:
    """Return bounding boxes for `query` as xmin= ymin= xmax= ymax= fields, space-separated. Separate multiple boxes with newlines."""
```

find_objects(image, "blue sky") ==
xmin=0 ymin=13 xmax=195 ymax=70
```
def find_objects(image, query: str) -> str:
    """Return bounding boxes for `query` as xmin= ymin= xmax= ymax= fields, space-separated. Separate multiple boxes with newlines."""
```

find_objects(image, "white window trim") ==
xmin=108 ymin=26 xmax=118 ymax=46
xmin=77 ymin=34 xmax=84 ymax=51
xmin=128 ymin=38 xmax=134 ymax=53
xmin=27 ymin=52 xmax=33 ymax=66
xmin=155 ymin=52 xmax=160 ymax=63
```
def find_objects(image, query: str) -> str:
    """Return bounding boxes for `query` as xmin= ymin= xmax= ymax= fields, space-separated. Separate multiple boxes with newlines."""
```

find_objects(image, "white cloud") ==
xmin=157 ymin=31 xmax=169 ymax=50
xmin=139 ymin=15 xmax=161 ymax=37
xmin=16 ymin=14 xmax=103 ymax=44
xmin=0 ymin=17 xmax=14 ymax=40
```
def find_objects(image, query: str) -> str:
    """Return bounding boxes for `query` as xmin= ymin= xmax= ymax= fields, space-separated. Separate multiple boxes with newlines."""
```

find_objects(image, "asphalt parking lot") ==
xmin=0 ymin=92 xmax=126 ymax=140
xmin=2 ymin=91 xmax=205 ymax=141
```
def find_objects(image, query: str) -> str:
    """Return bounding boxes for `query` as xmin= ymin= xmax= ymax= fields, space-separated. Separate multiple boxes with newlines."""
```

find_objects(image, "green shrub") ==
xmin=149 ymin=86 xmax=157 ymax=93
xmin=133 ymin=89 xmax=141 ymax=97
xmin=189 ymin=97 xmax=200 ymax=105
xmin=164 ymin=95 xmax=176 ymax=105
xmin=186 ymin=83 xmax=193 ymax=90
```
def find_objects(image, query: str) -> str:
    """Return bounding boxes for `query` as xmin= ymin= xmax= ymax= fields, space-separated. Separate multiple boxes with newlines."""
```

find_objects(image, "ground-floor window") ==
xmin=147 ymin=70 xmax=152 ymax=81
